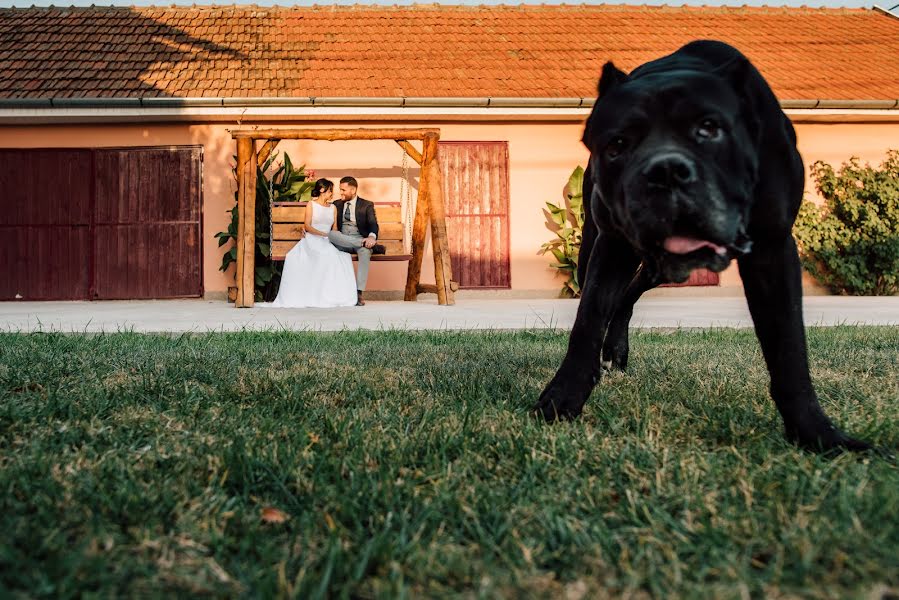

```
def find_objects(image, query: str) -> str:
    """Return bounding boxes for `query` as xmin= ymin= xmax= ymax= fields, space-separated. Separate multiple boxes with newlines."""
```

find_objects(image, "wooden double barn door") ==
xmin=439 ymin=141 xmax=511 ymax=289
xmin=0 ymin=146 xmax=203 ymax=300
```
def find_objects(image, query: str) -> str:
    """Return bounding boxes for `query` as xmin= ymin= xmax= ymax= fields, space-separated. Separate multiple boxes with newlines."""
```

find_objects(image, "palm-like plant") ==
xmin=215 ymin=151 xmax=315 ymax=301
xmin=540 ymin=166 xmax=585 ymax=298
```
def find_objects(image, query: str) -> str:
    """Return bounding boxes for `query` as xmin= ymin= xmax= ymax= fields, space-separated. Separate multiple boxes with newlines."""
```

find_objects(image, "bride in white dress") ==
xmin=263 ymin=179 xmax=357 ymax=308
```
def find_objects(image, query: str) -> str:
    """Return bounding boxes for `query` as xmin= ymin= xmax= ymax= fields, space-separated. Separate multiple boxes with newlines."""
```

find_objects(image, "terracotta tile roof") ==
xmin=0 ymin=4 xmax=897 ymax=101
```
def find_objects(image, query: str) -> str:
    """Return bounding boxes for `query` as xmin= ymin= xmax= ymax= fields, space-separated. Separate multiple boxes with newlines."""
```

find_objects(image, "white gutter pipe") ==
xmin=1 ymin=97 xmax=898 ymax=126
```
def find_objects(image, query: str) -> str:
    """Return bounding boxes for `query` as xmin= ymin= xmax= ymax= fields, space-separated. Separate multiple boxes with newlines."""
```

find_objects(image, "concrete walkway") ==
xmin=1 ymin=296 xmax=897 ymax=333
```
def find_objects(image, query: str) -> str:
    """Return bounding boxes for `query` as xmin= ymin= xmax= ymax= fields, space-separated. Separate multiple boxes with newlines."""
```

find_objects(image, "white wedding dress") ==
xmin=261 ymin=201 xmax=357 ymax=308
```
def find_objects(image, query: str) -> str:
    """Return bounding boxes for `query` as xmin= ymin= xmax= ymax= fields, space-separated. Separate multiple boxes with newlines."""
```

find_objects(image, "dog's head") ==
xmin=583 ymin=58 xmax=761 ymax=281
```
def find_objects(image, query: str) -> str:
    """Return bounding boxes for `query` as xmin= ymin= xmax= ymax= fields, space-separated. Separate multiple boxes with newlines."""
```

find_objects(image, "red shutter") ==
xmin=439 ymin=142 xmax=511 ymax=289
xmin=661 ymin=269 xmax=720 ymax=287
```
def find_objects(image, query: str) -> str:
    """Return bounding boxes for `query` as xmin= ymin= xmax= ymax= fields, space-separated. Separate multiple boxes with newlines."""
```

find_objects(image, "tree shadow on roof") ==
xmin=0 ymin=6 xmax=248 ymax=99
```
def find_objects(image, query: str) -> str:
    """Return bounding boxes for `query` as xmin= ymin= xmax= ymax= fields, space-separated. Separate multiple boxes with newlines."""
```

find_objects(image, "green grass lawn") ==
xmin=1 ymin=328 xmax=897 ymax=599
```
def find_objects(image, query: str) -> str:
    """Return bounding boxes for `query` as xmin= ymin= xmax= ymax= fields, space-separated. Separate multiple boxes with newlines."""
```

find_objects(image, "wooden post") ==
xmin=404 ymin=140 xmax=432 ymax=301
xmin=424 ymin=133 xmax=455 ymax=305
xmin=235 ymin=138 xmax=257 ymax=307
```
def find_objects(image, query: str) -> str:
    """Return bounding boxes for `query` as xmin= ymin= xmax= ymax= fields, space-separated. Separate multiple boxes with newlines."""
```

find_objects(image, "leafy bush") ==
xmin=215 ymin=152 xmax=314 ymax=301
xmin=540 ymin=167 xmax=585 ymax=298
xmin=793 ymin=150 xmax=899 ymax=295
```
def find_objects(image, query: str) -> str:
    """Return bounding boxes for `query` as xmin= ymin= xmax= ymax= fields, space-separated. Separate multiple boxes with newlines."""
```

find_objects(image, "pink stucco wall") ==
xmin=1 ymin=118 xmax=896 ymax=297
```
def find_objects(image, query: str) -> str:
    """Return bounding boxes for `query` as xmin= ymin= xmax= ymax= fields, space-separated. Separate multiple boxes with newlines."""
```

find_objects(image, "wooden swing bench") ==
xmin=270 ymin=201 xmax=412 ymax=261
xmin=231 ymin=128 xmax=456 ymax=307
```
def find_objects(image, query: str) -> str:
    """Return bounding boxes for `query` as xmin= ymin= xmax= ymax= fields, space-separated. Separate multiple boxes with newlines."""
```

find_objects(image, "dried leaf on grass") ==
xmin=261 ymin=507 xmax=289 ymax=523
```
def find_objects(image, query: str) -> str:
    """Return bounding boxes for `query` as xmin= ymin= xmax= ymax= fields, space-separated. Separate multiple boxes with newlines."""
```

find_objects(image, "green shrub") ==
xmin=540 ymin=166 xmax=585 ymax=298
xmin=793 ymin=150 xmax=899 ymax=295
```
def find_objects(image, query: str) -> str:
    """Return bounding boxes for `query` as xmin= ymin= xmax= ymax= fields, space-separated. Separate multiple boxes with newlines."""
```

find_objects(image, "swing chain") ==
xmin=400 ymin=145 xmax=415 ymax=254
xmin=267 ymin=153 xmax=276 ymax=257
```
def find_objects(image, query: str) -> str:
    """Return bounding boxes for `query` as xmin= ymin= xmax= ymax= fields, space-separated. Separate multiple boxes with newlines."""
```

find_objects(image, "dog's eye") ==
xmin=606 ymin=137 xmax=628 ymax=159
xmin=696 ymin=119 xmax=723 ymax=141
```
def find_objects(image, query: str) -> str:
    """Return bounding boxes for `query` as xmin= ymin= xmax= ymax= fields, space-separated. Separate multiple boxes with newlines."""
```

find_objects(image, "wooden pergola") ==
xmin=231 ymin=128 xmax=455 ymax=307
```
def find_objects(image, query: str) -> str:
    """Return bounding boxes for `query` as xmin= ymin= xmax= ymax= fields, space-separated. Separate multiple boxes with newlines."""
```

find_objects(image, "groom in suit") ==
xmin=329 ymin=176 xmax=386 ymax=306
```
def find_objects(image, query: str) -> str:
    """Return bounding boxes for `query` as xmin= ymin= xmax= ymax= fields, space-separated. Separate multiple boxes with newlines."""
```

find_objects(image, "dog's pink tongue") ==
xmin=663 ymin=236 xmax=727 ymax=255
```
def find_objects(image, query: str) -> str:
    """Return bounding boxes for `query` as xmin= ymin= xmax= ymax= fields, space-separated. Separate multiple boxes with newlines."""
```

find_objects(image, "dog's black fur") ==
xmin=534 ymin=40 xmax=870 ymax=453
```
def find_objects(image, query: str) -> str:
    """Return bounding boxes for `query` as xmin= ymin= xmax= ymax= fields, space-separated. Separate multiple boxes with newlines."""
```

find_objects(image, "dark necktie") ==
xmin=344 ymin=202 xmax=351 ymax=223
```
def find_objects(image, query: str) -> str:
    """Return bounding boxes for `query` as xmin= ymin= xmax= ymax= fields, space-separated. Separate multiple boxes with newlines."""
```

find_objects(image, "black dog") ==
xmin=534 ymin=40 xmax=870 ymax=453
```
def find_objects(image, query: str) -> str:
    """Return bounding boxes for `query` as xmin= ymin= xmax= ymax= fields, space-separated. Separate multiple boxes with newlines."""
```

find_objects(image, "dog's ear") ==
xmin=716 ymin=56 xmax=763 ymax=145
xmin=597 ymin=61 xmax=629 ymax=98
xmin=585 ymin=62 xmax=629 ymax=150
xmin=715 ymin=55 xmax=751 ymax=88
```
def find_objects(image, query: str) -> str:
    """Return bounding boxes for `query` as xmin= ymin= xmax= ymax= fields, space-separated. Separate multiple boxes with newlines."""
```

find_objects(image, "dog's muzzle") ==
xmin=630 ymin=152 xmax=754 ymax=259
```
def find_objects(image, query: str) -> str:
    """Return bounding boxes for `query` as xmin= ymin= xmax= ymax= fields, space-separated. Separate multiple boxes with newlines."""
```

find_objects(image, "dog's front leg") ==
xmin=738 ymin=235 xmax=871 ymax=453
xmin=601 ymin=262 xmax=659 ymax=372
xmin=534 ymin=233 xmax=641 ymax=421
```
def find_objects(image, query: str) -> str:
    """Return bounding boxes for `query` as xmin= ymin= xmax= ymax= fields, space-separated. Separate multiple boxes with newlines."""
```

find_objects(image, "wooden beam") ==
xmin=404 ymin=138 xmax=433 ymax=301
xmin=416 ymin=282 xmax=460 ymax=294
xmin=257 ymin=139 xmax=280 ymax=166
xmin=235 ymin=138 xmax=257 ymax=307
xmin=424 ymin=134 xmax=455 ymax=306
xmin=231 ymin=128 xmax=440 ymax=141
xmin=395 ymin=140 xmax=423 ymax=166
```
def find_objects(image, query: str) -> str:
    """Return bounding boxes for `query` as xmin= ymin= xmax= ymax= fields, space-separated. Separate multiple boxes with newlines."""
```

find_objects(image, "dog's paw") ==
xmin=532 ymin=394 xmax=582 ymax=422
xmin=532 ymin=382 xmax=587 ymax=422
xmin=601 ymin=343 xmax=629 ymax=373
xmin=789 ymin=428 xmax=870 ymax=453
xmin=786 ymin=403 xmax=873 ymax=455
